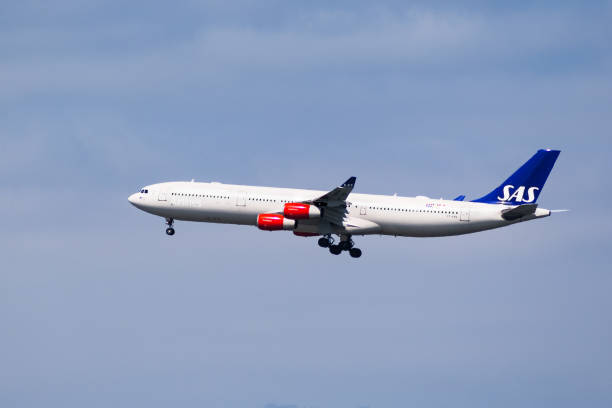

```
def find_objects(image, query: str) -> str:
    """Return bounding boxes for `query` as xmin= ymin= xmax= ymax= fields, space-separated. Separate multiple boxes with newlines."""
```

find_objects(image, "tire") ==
xmin=318 ymin=237 xmax=330 ymax=248
xmin=329 ymin=245 xmax=342 ymax=255
xmin=349 ymin=248 xmax=362 ymax=258
xmin=339 ymin=241 xmax=352 ymax=250
xmin=166 ymin=227 xmax=175 ymax=236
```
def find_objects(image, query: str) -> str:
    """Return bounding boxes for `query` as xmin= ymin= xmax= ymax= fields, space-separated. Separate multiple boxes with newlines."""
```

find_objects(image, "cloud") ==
xmin=1 ymin=5 xmax=608 ymax=97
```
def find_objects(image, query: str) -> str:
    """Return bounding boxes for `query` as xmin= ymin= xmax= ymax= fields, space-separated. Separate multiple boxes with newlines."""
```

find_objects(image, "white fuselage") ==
xmin=128 ymin=181 xmax=551 ymax=237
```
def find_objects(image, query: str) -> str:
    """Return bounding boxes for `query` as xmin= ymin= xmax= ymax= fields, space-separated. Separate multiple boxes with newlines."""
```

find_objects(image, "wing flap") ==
xmin=322 ymin=206 xmax=348 ymax=226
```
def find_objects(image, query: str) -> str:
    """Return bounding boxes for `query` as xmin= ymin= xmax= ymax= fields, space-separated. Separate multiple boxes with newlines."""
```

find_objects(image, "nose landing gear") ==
xmin=165 ymin=218 xmax=175 ymax=236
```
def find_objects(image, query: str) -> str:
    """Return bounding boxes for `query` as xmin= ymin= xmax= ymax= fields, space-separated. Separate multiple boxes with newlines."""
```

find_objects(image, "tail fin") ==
xmin=472 ymin=149 xmax=560 ymax=204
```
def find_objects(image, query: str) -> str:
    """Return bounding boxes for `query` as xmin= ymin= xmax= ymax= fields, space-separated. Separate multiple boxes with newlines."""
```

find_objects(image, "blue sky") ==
xmin=1 ymin=1 xmax=611 ymax=407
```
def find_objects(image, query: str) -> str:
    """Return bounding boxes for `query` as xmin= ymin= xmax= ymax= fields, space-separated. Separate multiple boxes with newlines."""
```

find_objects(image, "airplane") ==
xmin=128 ymin=149 xmax=561 ymax=258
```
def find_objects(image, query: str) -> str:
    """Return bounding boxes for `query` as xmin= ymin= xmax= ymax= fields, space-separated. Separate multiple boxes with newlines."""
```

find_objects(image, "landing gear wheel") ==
xmin=339 ymin=240 xmax=354 ymax=251
xmin=164 ymin=218 xmax=175 ymax=235
xmin=349 ymin=248 xmax=362 ymax=258
xmin=329 ymin=245 xmax=342 ymax=255
xmin=338 ymin=234 xmax=354 ymax=251
xmin=318 ymin=237 xmax=330 ymax=248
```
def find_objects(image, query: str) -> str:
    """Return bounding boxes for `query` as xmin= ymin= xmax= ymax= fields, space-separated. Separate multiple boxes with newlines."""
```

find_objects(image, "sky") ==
xmin=1 ymin=1 xmax=611 ymax=407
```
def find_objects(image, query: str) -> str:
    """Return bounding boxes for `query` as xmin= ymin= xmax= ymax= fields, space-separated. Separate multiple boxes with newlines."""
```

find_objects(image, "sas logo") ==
xmin=498 ymin=185 xmax=539 ymax=203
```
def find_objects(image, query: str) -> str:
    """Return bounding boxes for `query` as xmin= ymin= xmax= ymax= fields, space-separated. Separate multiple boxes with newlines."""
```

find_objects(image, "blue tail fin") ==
xmin=472 ymin=149 xmax=560 ymax=204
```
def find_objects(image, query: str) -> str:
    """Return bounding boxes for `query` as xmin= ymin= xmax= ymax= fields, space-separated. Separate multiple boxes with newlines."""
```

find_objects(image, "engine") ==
xmin=283 ymin=203 xmax=321 ymax=220
xmin=257 ymin=213 xmax=296 ymax=231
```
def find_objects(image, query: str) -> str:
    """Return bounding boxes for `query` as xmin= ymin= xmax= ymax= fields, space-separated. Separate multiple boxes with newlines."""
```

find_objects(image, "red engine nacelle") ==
xmin=283 ymin=203 xmax=321 ymax=220
xmin=257 ymin=213 xmax=296 ymax=231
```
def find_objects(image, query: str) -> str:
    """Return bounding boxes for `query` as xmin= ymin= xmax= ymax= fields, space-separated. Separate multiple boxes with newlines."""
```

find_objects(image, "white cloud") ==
xmin=0 ymin=7 xmax=607 ymax=97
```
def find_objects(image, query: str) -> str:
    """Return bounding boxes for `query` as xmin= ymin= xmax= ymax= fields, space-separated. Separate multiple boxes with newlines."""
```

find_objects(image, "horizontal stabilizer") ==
xmin=453 ymin=195 xmax=466 ymax=201
xmin=501 ymin=203 xmax=538 ymax=221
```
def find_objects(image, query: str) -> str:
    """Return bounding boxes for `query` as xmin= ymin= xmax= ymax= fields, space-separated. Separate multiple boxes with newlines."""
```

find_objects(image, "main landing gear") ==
xmin=318 ymin=234 xmax=362 ymax=258
xmin=165 ymin=218 xmax=175 ymax=236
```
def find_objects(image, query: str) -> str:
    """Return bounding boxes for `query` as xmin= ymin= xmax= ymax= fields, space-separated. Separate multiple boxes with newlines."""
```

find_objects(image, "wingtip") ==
xmin=341 ymin=177 xmax=356 ymax=188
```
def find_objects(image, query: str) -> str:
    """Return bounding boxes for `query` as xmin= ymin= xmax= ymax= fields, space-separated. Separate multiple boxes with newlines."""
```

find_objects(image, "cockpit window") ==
xmin=140 ymin=189 xmax=149 ymax=194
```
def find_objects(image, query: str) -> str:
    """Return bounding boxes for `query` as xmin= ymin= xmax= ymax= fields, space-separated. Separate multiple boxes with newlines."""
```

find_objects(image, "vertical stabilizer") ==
xmin=472 ymin=149 xmax=560 ymax=204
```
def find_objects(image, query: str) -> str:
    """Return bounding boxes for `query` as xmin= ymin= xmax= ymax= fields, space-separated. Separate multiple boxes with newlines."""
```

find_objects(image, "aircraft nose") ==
xmin=128 ymin=193 xmax=138 ymax=206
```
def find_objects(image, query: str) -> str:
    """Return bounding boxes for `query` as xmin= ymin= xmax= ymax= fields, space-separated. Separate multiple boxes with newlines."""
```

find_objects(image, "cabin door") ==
xmin=235 ymin=193 xmax=246 ymax=207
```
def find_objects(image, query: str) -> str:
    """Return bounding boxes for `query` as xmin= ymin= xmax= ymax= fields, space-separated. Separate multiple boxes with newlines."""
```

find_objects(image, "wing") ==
xmin=305 ymin=177 xmax=356 ymax=226
xmin=312 ymin=176 xmax=356 ymax=206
